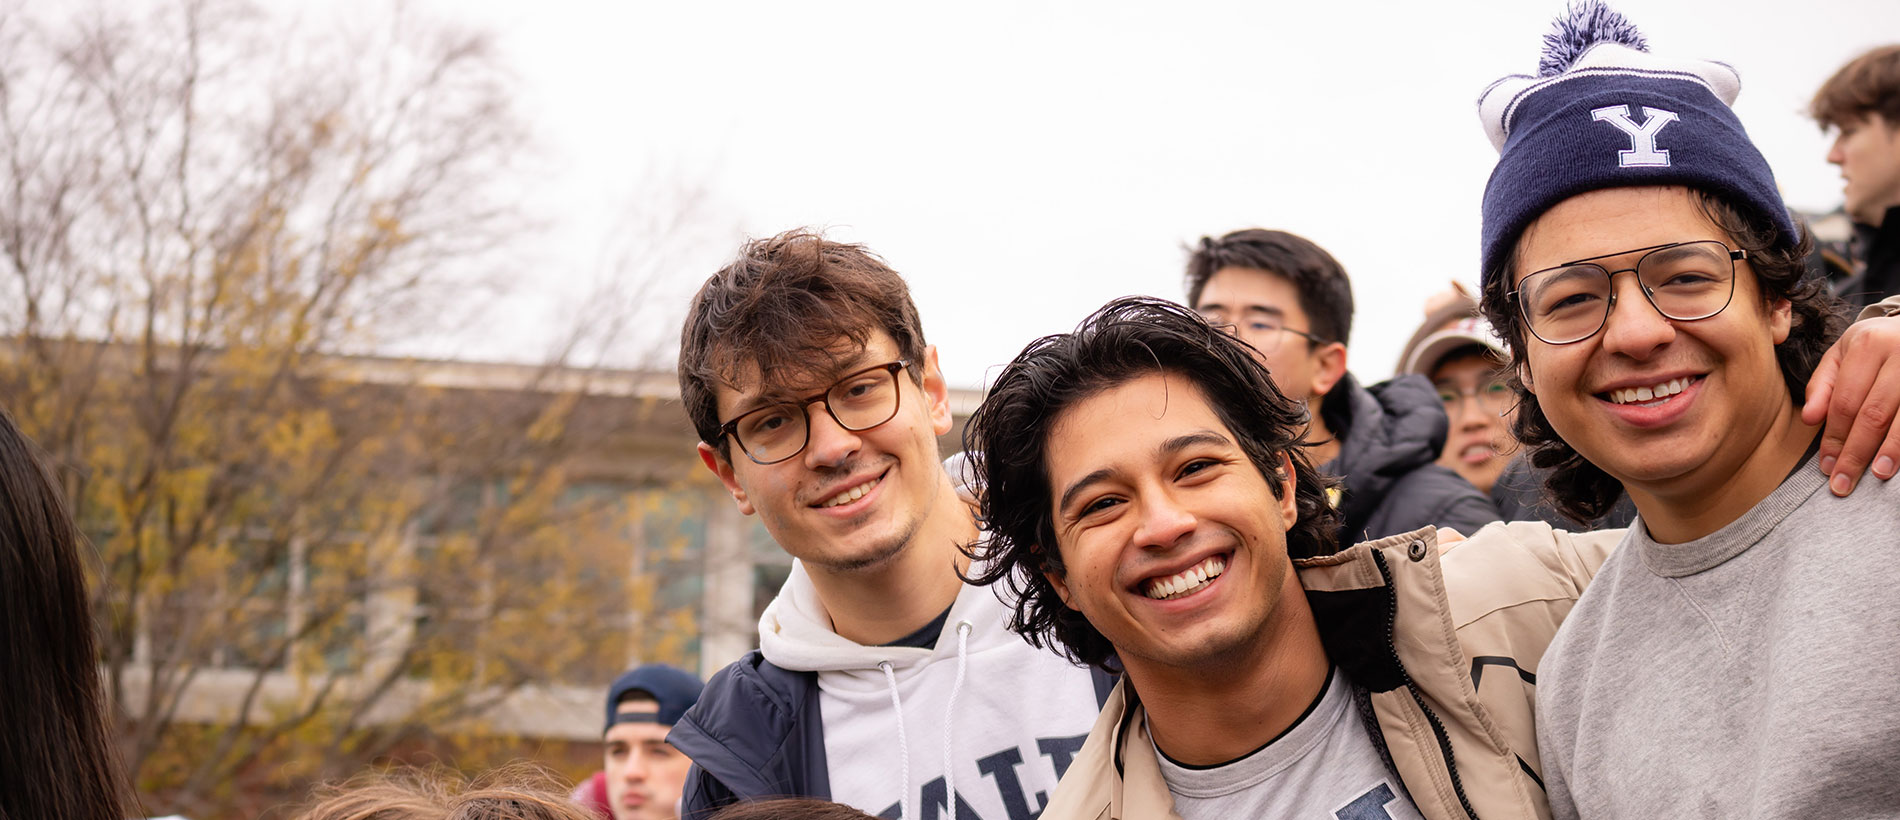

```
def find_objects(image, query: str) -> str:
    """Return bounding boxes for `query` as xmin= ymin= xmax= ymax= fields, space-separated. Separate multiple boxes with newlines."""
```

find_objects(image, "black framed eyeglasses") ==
xmin=1509 ymin=240 xmax=1746 ymax=345
xmin=1198 ymin=311 xmax=1330 ymax=354
xmin=717 ymin=360 xmax=911 ymax=465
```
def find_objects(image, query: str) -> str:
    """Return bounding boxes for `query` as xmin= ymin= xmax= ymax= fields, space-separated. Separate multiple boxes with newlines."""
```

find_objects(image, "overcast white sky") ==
xmin=401 ymin=0 xmax=1896 ymax=390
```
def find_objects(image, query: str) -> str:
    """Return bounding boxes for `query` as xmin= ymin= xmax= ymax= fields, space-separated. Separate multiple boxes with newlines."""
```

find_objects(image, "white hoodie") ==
xmin=759 ymin=560 xmax=1103 ymax=820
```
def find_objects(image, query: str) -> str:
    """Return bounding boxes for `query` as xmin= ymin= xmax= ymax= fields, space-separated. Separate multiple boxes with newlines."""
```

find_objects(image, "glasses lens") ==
xmin=1478 ymin=380 xmax=1512 ymax=412
xmin=828 ymin=365 xmax=901 ymax=430
xmin=1438 ymin=380 xmax=1513 ymax=414
xmin=1520 ymin=265 xmax=1611 ymax=344
xmin=1200 ymin=311 xmax=1291 ymax=354
xmin=1637 ymin=241 xmax=1735 ymax=321
xmin=734 ymin=404 xmax=806 ymax=464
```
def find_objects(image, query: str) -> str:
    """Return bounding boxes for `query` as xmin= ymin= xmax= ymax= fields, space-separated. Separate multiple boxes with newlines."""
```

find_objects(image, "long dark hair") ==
xmin=0 ymin=405 xmax=130 ymax=820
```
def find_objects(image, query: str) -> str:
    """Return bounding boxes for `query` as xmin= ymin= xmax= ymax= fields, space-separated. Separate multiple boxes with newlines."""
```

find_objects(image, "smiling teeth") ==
xmin=1610 ymin=378 xmax=1689 ymax=406
xmin=819 ymin=477 xmax=880 ymax=508
xmin=1143 ymin=556 xmax=1226 ymax=600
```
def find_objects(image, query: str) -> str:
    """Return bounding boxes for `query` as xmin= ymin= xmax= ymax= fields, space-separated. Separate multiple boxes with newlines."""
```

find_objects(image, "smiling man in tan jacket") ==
xmin=964 ymin=297 xmax=1617 ymax=820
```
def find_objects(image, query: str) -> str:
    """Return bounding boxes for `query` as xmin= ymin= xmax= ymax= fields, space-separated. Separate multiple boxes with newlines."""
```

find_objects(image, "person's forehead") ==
xmin=1197 ymin=267 xmax=1303 ymax=314
xmin=1046 ymin=374 xmax=1230 ymax=481
xmin=604 ymin=719 xmax=672 ymax=745
xmin=1431 ymin=356 xmax=1505 ymax=390
xmin=1516 ymin=187 xmax=1726 ymax=280
xmin=712 ymin=329 xmax=901 ymax=417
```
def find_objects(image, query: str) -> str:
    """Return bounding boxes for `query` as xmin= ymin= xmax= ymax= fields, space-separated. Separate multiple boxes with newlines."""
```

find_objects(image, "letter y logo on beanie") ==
xmin=1474 ymin=0 xmax=1796 ymax=286
xmin=1591 ymin=104 xmax=1679 ymax=167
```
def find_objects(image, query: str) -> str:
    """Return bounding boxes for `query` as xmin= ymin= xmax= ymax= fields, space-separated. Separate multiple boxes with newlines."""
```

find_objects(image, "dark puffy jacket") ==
xmin=1321 ymin=373 xmax=1501 ymax=542
xmin=667 ymin=649 xmax=1116 ymax=819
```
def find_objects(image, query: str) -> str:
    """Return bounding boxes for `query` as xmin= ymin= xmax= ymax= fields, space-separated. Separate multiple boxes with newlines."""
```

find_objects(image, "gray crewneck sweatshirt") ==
xmin=1535 ymin=453 xmax=1900 ymax=819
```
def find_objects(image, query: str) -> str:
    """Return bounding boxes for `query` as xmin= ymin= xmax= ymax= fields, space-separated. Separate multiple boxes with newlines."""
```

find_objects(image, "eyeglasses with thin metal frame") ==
xmin=717 ymin=360 xmax=912 ymax=465
xmin=1437 ymin=380 xmax=1514 ymax=416
xmin=1509 ymin=240 xmax=1747 ymax=345
xmin=1200 ymin=312 xmax=1330 ymax=353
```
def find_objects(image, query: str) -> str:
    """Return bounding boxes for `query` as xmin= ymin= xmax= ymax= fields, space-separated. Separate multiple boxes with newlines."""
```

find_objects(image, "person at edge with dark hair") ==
xmin=1188 ymin=229 xmax=1504 ymax=543
xmin=0 ymin=404 xmax=133 ymax=820
xmin=963 ymin=296 xmax=1624 ymax=820
xmin=571 ymin=664 xmax=703 ymax=820
xmin=667 ymin=230 xmax=1108 ymax=820
xmin=1472 ymin=4 xmax=1900 ymax=817
xmin=1814 ymin=43 xmax=1900 ymax=312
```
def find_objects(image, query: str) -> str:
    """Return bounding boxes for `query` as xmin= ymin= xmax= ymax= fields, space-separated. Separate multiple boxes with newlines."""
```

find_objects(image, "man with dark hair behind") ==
xmin=965 ymin=296 xmax=1622 ymax=819
xmin=1813 ymin=43 xmax=1900 ymax=311
xmin=1187 ymin=229 xmax=1503 ymax=543
xmin=1474 ymin=5 xmax=1900 ymax=816
xmin=667 ymin=229 xmax=1104 ymax=820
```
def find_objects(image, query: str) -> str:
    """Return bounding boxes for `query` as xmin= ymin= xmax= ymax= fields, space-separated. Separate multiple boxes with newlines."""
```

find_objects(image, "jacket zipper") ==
xmin=1371 ymin=549 xmax=1481 ymax=820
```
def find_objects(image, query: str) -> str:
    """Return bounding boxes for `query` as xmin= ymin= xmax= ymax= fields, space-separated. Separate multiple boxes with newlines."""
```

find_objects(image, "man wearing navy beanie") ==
xmin=1473 ymin=3 xmax=1900 ymax=818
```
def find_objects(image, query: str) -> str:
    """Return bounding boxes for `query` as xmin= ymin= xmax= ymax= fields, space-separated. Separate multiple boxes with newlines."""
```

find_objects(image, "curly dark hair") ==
xmin=962 ymin=296 xmax=1341 ymax=669
xmin=679 ymin=229 xmax=928 ymax=455
xmin=1479 ymin=188 xmax=1848 ymax=523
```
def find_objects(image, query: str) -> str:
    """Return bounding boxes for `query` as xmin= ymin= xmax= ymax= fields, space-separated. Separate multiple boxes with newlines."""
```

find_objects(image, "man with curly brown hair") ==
xmin=667 ymin=229 xmax=1105 ymax=820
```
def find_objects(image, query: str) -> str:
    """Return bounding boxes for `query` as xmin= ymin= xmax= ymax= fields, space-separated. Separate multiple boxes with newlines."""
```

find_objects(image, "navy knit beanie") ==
xmin=1477 ymin=1 xmax=1797 ymax=288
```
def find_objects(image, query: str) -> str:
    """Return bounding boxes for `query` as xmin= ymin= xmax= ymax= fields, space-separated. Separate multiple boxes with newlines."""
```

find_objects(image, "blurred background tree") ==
xmin=0 ymin=1 xmax=718 ymax=816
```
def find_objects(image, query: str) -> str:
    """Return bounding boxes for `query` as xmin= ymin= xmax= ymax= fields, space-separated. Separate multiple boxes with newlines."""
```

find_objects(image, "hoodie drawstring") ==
xmin=942 ymin=620 xmax=973 ymax=818
xmin=879 ymin=660 xmax=912 ymax=820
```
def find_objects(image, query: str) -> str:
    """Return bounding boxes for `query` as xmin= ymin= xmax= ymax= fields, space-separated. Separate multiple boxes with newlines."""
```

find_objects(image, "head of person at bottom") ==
xmin=964 ymin=297 xmax=1341 ymax=760
xmin=602 ymin=664 xmax=703 ymax=820
xmin=294 ymin=763 xmax=598 ymax=820
xmin=707 ymin=798 xmax=879 ymax=820
xmin=1474 ymin=1 xmax=1847 ymax=541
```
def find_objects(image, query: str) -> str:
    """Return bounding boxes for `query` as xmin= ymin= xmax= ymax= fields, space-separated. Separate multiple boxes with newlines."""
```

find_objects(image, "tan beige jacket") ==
xmin=1038 ymin=521 xmax=1621 ymax=820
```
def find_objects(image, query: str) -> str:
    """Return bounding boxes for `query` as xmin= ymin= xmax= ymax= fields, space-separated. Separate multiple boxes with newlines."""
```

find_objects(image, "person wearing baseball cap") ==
xmin=1473 ymin=3 xmax=1900 ymax=817
xmin=575 ymin=664 xmax=704 ymax=820
xmin=1396 ymin=291 xmax=1516 ymax=495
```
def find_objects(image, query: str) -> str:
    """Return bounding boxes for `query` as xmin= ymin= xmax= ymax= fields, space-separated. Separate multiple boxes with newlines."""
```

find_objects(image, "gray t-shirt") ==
xmin=1536 ymin=452 xmax=1900 ymax=819
xmin=1157 ymin=668 xmax=1424 ymax=820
